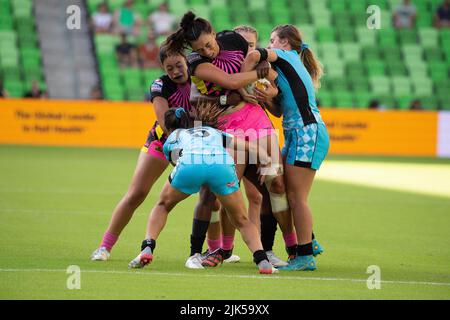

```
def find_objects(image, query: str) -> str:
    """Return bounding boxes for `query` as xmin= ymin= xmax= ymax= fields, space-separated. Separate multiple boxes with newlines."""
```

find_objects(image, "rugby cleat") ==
xmin=222 ymin=247 xmax=240 ymax=263
xmin=278 ymin=255 xmax=317 ymax=271
xmin=185 ymin=253 xmax=205 ymax=269
xmin=128 ymin=247 xmax=153 ymax=269
xmin=91 ymin=247 xmax=110 ymax=261
xmin=312 ymin=239 xmax=324 ymax=257
xmin=201 ymin=248 xmax=224 ymax=267
xmin=258 ymin=260 xmax=279 ymax=274
xmin=266 ymin=250 xmax=288 ymax=267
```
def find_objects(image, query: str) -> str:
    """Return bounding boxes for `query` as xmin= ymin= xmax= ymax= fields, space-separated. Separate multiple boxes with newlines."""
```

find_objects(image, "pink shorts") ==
xmin=218 ymin=103 xmax=275 ymax=141
xmin=141 ymin=126 xmax=166 ymax=161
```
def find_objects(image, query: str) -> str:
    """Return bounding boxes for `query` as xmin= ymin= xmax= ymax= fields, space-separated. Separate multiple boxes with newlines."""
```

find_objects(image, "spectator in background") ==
xmin=410 ymin=99 xmax=424 ymax=110
xmin=368 ymin=99 xmax=381 ymax=109
xmin=148 ymin=2 xmax=176 ymax=36
xmin=393 ymin=0 xmax=417 ymax=28
xmin=24 ymin=80 xmax=45 ymax=98
xmin=114 ymin=0 xmax=141 ymax=36
xmin=139 ymin=29 xmax=160 ymax=68
xmin=92 ymin=2 xmax=113 ymax=33
xmin=90 ymin=85 xmax=103 ymax=100
xmin=116 ymin=33 xmax=139 ymax=68
xmin=0 ymin=81 xmax=9 ymax=98
xmin=434 ymin=0 xmax=450 ymax=28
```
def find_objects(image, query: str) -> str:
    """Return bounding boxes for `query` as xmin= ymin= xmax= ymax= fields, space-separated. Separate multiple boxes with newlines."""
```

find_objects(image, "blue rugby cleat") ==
xmin=312 ymin=239 xmax=324 ymax=257
xmin=278 ymin=255 xmax=317 ymax=271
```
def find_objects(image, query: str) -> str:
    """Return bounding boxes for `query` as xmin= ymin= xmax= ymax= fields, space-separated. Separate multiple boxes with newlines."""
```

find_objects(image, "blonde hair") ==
xmin=233 ymin=25 xmax=258 ymax=40
xmin=272 ymin=24 xmax=323 ymax=89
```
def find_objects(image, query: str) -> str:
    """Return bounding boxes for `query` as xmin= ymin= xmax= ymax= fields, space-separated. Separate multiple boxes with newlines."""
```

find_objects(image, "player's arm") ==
xmin=193 ymin=62 xmax=267 ymax=90
xmin=152 ymin=96 xmax=170 ymax=132
xmin=190 ymin=82 xmax=242 ymax=108
xmin=241 ymin=48 xmax=279 ymax=73
xmin=228 ymin=136 xmax=271 ymax=167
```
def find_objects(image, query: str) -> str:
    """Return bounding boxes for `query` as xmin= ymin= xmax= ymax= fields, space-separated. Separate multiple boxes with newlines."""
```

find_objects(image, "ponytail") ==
xmin=166 ymin=11 xmax=213 ymax=53
xmin=272 ymin=24 xmax=323 ymax=89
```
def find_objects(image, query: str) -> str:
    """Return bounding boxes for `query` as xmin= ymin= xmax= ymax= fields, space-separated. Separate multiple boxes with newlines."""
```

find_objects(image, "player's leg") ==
xmin=216 ymin=190 xmax=277 ymax=274
xmin=279 ymin=165 xmax=317 ymax=271
xmin=279 ymin=123 xmax=329 ymax=271
xmin=242 ymin=177 xmax=262 ymax=230
xmin=185 ymin=186 xmax=218 ymax=269
xmin=91 ymin=146 xmax=168 ymax=261
xmin=129 ymin=180 xmax=190 ymax=268
xmin=219 ymin=163 xmax=248 ymax=263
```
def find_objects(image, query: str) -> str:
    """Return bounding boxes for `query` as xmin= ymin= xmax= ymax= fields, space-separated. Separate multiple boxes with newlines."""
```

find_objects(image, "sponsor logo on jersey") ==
xmin=151 ymin=79 xmax=163 ymax=93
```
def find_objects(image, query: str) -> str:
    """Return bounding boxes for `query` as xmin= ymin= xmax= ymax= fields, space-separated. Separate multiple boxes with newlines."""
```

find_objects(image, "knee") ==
xmin=232 ymin=214 xmax=249 ymax=229
xmin=247 ymin=190 xmax=263 ymax=206
xmin=124 ymin=188 xmax=148 ymax=208
xmin=286 ymin=191 xmax=307 ymax=209
xmin=269 ymin=177 xmax=285 ymax=195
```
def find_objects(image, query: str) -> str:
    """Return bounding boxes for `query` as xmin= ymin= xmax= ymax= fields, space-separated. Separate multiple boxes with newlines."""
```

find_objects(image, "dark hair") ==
xmin=164 ymin=108 xmax=192 ymax=132
xmin=166 ymin=11 xmax=213 ymax=53
xmin=159 ymin=41 xmax=186 ymax=65
xmin=272 ymin=24 xmax=323 ymax=89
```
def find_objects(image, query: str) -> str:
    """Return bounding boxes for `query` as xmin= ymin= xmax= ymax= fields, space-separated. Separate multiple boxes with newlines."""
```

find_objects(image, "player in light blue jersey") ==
xmin=241 ymin=24 xmax=330 ymax=271
xmin=129 ymin=105 xmax=278 ymax=274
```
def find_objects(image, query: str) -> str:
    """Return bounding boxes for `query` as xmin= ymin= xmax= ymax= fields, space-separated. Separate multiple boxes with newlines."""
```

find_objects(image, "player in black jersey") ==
xmin=91 ymin=43 xmax=192 ymax=263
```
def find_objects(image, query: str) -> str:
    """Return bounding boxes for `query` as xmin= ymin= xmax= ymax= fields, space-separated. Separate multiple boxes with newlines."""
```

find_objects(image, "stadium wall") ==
xmin=1 ymin=99 xmax=449 ymax=158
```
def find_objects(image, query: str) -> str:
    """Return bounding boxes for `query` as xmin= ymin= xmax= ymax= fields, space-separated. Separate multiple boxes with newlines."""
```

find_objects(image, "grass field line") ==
xmin=1 ymin=268 xmax=450 ymax=288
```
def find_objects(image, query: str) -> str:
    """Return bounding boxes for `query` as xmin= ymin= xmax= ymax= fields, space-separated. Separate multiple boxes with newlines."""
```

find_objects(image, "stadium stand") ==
xmin=1 ymin=0 xmax=448 ymax=110
xmin=0 ymin=0 xmax=46 ymax=97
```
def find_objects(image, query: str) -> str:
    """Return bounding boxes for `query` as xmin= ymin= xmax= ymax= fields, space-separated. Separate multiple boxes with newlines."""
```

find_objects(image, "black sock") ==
xmin=286 ymin=245 xmax=297 ymax=257
xmin=190 ymin=219 xmax=209 ymax=256
xmin=296 ymin=243 xmax=313 ymax=256
xmin=253 ymin=250 xmax=268 ymax=265
xmin=260 ymin=214 xmax=277 ymax=251
xmin=141 ymin=239 xmax=156 ymax=252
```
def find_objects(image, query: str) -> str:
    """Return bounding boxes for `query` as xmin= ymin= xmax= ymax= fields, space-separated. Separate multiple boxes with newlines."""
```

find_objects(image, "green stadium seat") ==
xmin=370 ymin=76 xmax=390 ymax=95
xmin=412 ymin=78 xmax=434 ymax=96
xmin=4 ymin=79 xmax=24 ymax=97
xmin=316 ymin=27 xmax=335 ymax=42
xmin=420 ymin=28 xmax=439 ymax=48
xmin=362 ymin=45 xmax=381 ymax=60
xmin=351 ymin=78 xmax=370 ymax=92
xmin=340 ymin=43 xmax=361 ymax=62
xmin=420 ymin=96 xmax=439 ymax=110
xmin=424 ymin=48 xmax=444 ymax=62
xmin=356 ymin=26 xmax=377 ymax=46
xmin=317 ymin=90 xmax=333 ymax=107
xmin=354 ymin=92 xmax=372 ymax=109
xmin=347 ymin=62 xmax=366 ymax=78
xmin=387 ymin=61 xmax=408 ymax=76
xmin=333 ymin=91 xmax=355 ymax=108
xmin=391 ymin=76 xmax=412 ymax=96
xmin=428 ymin=62 xmax=449 ymax=82
xmin=396 ymin=96 xmax=415 ymax=110
xmin=336 ymin=27 xmax=355 ymax=43
xmin=329 ymin=0 xmax=347 ymax=13
xmin=379 ymin=95 xmax=397 ymax=109
xmin=366 ymin=60 xmax=386 ymax=77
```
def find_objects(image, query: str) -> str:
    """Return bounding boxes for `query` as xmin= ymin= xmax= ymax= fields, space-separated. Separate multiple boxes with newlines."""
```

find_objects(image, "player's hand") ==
xmin=254 ymin=84 xmax=278 ymax=105
xmin=238 ymin=88 xmax=258 ymax=105
xmin=256 ymin=61 xmax=270 ymax=79
xmin=257 ymin=158 xmax=273 ymax=185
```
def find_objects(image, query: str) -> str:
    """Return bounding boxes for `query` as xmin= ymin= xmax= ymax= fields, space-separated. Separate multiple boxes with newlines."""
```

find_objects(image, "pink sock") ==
xmin=221 ymin=235 xmax=234 ymax=251
xmin=100 ymin=231 xmax=119 ymax=252
xmin=283 ymin=232 xmax=298 ymax=248
xmin=207 ymin=238 xmax=221 ymax=252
